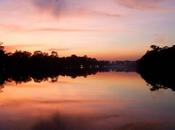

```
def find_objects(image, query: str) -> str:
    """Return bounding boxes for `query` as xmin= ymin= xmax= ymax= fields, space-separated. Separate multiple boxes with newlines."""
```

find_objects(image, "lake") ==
xmin=0 ymin=72 xmax=175 ymax=130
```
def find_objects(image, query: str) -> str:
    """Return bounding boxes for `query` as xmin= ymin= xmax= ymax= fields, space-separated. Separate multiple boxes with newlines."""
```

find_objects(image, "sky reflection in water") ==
xmin=0 ymin=72 xmax=175 ymax=130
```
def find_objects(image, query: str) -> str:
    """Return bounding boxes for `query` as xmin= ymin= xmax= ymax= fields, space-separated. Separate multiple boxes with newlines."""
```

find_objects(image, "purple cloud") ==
xmin=32 ymin=0 xmax=121 ymax=18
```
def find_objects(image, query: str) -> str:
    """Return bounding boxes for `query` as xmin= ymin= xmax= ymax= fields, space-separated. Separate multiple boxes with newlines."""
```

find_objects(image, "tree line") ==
xmin=2 ymin=42 xmax=174 ymax=92
xmin=0 ymin=43 xmax=110 ymax=85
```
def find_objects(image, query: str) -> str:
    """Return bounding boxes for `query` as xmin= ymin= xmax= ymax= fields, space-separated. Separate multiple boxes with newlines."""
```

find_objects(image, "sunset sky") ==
xmin=0 ymin=0 xmax=175 ymax=60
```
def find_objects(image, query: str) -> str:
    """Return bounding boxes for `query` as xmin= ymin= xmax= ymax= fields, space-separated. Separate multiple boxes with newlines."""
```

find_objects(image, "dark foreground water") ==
xmin=0 ymin=72 xmax=175 ymax=130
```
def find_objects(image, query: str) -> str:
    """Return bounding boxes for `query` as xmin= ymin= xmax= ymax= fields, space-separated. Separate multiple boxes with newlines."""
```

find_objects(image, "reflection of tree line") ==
xmin=0 ymin=44 xmax=110 ymax=85
xmin=137 ymin=45 xmax=175 ymax=91
xmin=1 ymin=42 xmax=175 ymax=92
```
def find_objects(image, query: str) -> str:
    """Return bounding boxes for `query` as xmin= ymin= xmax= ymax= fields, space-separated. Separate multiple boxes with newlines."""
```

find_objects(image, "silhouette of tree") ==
xmin=150 ymin=45 xmax=160 ymax=51
xmin=51 ymin=51 xmax=58 ymax=57
xmin=137 ymin=44 xmax=175 ymax=91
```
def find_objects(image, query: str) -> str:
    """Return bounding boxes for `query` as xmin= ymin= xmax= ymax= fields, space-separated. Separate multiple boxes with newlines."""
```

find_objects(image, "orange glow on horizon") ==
xmin=4 ymin=44 xmax=143 ymax=60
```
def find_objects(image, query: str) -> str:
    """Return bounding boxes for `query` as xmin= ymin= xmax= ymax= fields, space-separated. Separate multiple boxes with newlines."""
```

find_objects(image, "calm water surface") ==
xmin=0 ymin=72 xmax=175 ymax=130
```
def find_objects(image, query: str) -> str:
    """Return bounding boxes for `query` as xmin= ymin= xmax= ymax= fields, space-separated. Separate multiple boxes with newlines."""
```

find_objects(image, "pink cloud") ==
xmin=0 ymin=24 xmax=27 ymax=32
xmin=117 ymin=0 xmax=175 ymax=11
xmin=48 ymin=48 xmax=70 ymax=52
xmin=33 ymin=27 xmax=101 ymax=32
xmin=0 ymin=24 xmax=104 ymax=33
